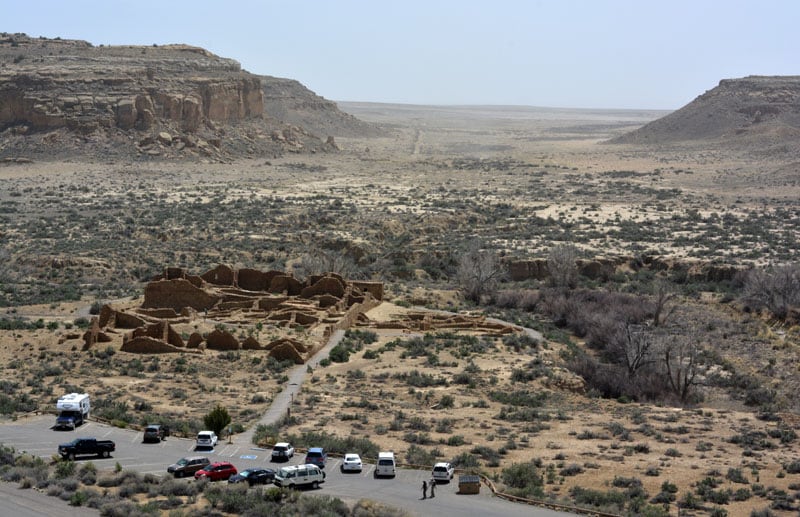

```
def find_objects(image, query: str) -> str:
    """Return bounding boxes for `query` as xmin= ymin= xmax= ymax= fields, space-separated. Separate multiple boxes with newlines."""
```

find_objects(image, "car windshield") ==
xmin=378 ymin=459 xmax=393 ymax=465
xmin=434 ymin=466 xmax=447 ymax=471
xmin=177 ymin=459 xmax=188 ymax=466
xmin=274 ymin=446 xmax=286 ymax=451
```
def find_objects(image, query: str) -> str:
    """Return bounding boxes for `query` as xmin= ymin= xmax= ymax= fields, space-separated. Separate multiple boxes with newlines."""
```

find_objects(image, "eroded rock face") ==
xmin=0 ymin=33 xmax=335 ymax=159
xmin=0 ymin=36 xmax=262 ymax=135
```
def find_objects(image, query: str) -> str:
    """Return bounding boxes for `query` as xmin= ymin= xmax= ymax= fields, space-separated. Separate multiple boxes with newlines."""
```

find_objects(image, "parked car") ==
xmin=273 ymin=464 xmax=325 ymax=488
xmin=228 ymin=467 xmax=276 ymax=486
xmin=432 ymin=462 xmax=455 ymax=482
xmin=271 ymin=442 xmax=294 ymax=461
xmin=341 ymin=453 xmax=362 ymax=473
xmin=375 ymin=451 xmax=396 ymax=478
xmin=143 ymin=424 xmax=169 ymax=443
xmin=58 ymin=438 xmax=115 ymax=460
xmin=196 ymin=430 xmax=218 ymax=448
xmin=195 ymin=461 xmax=237 ymax=481
xmin=167 ymin=456 xmax=211 ymax=478
xmin=304 ymin=447 xmax=327 ymax=468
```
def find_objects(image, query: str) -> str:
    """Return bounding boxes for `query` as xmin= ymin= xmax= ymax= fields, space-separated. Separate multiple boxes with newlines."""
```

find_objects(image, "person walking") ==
xmin=429 ymin=478 xmax=436 ymax=498
xmin=421 ymin=480 xmax=427 ymax=499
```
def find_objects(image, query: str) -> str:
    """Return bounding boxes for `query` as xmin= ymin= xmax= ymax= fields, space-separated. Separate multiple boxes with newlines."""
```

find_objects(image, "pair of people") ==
xmin=422 ymin=479 xmax=436 ymax=499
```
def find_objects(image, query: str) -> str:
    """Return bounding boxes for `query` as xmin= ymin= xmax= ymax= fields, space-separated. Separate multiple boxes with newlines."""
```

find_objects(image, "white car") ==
xmin=341 ymin=453 xmax=362 ymax=472
xmin=432 ymin=462 xmax=455 ymax=482
xmin=196 ymin=431 xmax=218 ymax=448
xmin=271 ymin=442 xmax=295 ymax=460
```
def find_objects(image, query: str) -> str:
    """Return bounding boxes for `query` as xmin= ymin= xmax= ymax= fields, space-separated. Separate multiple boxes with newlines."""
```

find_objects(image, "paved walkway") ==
xmin=236 ymin=329 xmax=345 ymax=446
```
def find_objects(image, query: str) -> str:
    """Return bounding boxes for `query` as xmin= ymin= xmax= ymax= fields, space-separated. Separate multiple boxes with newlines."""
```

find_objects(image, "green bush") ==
xmin=203 ymin=404 xmax=231 ymax=435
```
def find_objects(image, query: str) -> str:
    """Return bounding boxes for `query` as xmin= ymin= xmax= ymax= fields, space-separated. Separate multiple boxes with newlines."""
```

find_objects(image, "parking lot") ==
xmin=1 ymin=415 xmax=573 ymax=516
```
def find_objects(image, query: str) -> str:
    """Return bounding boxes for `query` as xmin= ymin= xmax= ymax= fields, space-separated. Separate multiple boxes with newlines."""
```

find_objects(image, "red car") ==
xmin=194 ymin=461 xmax=237 ymax=481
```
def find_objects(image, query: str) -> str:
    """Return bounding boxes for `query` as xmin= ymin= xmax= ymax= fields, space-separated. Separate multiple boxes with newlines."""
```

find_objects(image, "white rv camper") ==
xmin=55 ymin=393 xmax=90 ymax=430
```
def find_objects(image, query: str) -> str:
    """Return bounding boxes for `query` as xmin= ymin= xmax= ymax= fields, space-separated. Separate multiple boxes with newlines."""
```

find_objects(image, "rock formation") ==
xmin=0 ymin=33 xmax=358 ymax=160
xmin=261 ymin=75 xmax=384 ymax=138
xmin=611 ymin=76 xmax=800 ymax=153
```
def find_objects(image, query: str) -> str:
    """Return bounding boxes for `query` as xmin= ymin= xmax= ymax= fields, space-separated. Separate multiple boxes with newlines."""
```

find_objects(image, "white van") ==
xmin=375 ymin=451 xmax=396 ymax=478
xmin=273 ymin=464 xmax=326 ymax=488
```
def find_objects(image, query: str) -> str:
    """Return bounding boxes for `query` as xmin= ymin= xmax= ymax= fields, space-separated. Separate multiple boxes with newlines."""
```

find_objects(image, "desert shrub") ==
xmin=394 ymin=370 xmax=447 ymax=387
xmin=328 ymin=343 xmax=352 ymax=363
xmin=783 ymin=460 xmax=800 ymax=474
xmin=450 ymin=451 xmax=480 ymax=469
xmin=768 ymin=428 xmax=797 ymax=444
xmin=613 ymin=476 xmax=643 ymax=488
xmin=438 ymin=394 xmax=455 ymax=409
xmin=726 ymin=467 xmax=748 ymax=484
xmin=645 ymin=467 xmax=660 ymax=476
xmin=470 ymin=445 xmax=501 ymax=467
xmin=452 ymin=371 xmax=475 ymax=386
xmin=502 ymin=333 xmax=540 ymax=352
xmin=54 ymin=459 xmax=76 ymax=479
xmin=405 ymin=416 xmax=430 ymax=431
xmin=570 ymin=486 xmax=627 ymax=511
xmin=728 ymin=430 xmax=774 ymax=450
xmin=705 ymin=489 xmax=732 ymax=505
xmin=489 ymin=389 xmax=547 ymax=407
xmin=405 ymin=444 xmax=436 ymax=466
xmin=560 ymin=464 xmax=584 ymax=476
xmin=284 ymin=430 xmax=379 ymax=458
xmin=78 ymin=461 xmax=97 ymax=485
xmin=447 ymin=435 xmax=466 ymax=446
xmin=502 ymin=461 xmax=544 ymax=498
xmin=403 ymin=432 xmax=432 ymax=445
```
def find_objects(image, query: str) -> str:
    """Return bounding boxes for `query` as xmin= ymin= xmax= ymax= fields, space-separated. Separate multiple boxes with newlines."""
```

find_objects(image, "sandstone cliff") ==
xmin=0 ymin=33 xmax=348 ymax=160
xmin=261 ymin=75 xmax=384 ymax=138
xmin=611 ymin=76 xmax=800 ymax=154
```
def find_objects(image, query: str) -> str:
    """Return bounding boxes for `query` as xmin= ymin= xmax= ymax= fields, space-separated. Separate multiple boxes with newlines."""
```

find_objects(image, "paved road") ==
xmin=0 ymin=481 xmax=99 ymax=517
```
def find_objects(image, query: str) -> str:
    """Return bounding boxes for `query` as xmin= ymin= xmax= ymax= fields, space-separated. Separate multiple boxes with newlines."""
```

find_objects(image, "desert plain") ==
xmin=1 ymin=101 xmax=800 ymax=517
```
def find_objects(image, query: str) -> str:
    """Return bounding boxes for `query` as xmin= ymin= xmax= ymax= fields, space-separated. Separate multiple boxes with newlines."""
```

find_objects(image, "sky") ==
xmin=4 ymin=0 xmax=798 ymax=110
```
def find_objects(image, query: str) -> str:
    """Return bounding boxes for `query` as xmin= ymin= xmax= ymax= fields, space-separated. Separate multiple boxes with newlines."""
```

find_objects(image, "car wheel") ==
xmin=102 ymin=450 xmax=110 ymax=458
xmin=68 ymin=453 xmax=75 ymax=461
xmin=312 ymin=480 xmax=319 ymax=489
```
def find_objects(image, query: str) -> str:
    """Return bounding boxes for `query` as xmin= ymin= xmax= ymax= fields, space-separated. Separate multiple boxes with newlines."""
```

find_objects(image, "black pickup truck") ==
xmin=58 ymin=438 xmax=116 ymax=460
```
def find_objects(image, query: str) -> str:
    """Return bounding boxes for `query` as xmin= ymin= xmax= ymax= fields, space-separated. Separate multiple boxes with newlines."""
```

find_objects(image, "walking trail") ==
xmin=236 ymin=329 xmax=345 ymax=447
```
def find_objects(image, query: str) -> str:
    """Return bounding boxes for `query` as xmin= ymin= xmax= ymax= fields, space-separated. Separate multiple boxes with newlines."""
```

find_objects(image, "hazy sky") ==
xmin=5 ymin=0 xmax=798 ymax=109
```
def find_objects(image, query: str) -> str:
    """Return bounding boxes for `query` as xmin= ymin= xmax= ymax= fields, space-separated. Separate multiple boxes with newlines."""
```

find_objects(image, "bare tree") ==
xmin=294 ymin=249 xmax=359 ymax=279
xmin=662 ymin=333 xmax=701 ymax=403
xmin=616 ymin=322 xmax=658 ymax=378
xmin=651 ymin=277 xmax=677 ymax=327
xmin=742 ymin=264 xmax=800 ymax=320
xmin=456 ymin=241 xmax=505 ymax=303
xmin=547 ymin=243 xmax=579 ymax=290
